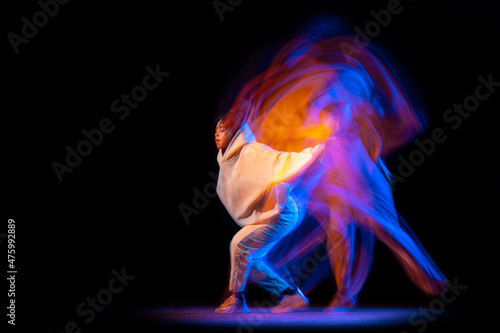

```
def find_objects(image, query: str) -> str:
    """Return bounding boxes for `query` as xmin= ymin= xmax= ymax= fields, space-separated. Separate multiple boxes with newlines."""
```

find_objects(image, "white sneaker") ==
xmin=215 ymin=295 xmax=250 ymax=314
xmin=271 ymin=288 xmax=309 ymax=313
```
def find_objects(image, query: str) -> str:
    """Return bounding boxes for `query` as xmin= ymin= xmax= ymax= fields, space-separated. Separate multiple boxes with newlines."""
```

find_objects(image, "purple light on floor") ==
xmin=138 ymin=306 xmax=426 ymax=329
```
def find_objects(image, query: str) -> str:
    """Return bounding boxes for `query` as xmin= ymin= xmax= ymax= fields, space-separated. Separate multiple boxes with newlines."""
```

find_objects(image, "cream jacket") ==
xmin=216 ymin=123 xmax=323 ymax=227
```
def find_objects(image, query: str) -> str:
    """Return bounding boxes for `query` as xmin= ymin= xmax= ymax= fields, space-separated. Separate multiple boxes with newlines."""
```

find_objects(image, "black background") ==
xmin=3 ymin=0 xmax=500 ymax=332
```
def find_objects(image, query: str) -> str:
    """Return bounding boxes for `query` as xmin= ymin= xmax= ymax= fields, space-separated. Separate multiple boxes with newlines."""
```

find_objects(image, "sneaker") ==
xmin=271 ymin=288 xmax=309 ymax=313
xmin=215 ymin=295 xmax=250 ymax=314
xmin=323 ymin=295 xmax=356 ymax=312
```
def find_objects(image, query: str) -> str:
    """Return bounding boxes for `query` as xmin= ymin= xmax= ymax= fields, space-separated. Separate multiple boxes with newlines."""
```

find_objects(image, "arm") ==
xmin=272 ymin=144 xmax=324 ymax=183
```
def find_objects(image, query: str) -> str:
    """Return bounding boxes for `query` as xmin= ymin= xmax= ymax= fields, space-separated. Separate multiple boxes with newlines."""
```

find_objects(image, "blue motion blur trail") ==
xmin=220 ymin=24 xmax=447 ymax=304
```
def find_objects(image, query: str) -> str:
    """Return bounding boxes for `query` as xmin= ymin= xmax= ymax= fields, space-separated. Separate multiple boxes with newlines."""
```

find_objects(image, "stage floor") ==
xmin=110 ymin=304 xmax=466 ymax=332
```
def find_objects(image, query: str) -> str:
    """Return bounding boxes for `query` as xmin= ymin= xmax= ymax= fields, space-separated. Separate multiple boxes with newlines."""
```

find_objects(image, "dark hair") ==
xmin=214 ymin=113 xmax=228 ymax=125
xmin=214 ymin=99 xmax=250 ymax=134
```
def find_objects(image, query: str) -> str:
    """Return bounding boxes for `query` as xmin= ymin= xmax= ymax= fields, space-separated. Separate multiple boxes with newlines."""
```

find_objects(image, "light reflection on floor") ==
xmin=137 ymin=306 xmax=435 ymax=330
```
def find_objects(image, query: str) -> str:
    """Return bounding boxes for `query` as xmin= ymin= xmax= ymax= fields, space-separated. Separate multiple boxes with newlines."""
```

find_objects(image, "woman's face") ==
xmin=215 ymin=120 xmax=233 ymax=152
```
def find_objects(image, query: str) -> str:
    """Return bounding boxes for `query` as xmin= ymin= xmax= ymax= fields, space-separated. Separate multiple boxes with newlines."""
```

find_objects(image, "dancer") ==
xmin=214 ymin=113 xmax=323 ymax=314
xmin=214 ymin=29 xmax=448 ymax=312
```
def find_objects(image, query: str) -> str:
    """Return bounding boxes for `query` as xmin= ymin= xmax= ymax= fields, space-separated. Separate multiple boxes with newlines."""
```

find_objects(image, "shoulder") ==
xmin=243 ymin=142 xmax=275 ymax=153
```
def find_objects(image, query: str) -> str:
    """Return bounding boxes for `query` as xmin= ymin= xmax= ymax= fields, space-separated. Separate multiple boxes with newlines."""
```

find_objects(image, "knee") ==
xmin=231 ymin=238 xmax=261 ymax=264
xmin=230 ymin=237 xmax=249 ymax=257
xmin=229 ymin=237 xmax=239 ymax=255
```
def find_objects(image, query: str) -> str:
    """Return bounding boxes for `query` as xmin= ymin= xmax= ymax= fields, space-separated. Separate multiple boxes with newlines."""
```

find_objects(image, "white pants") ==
xmin=229 ymin=196 xmax=299 ymax=298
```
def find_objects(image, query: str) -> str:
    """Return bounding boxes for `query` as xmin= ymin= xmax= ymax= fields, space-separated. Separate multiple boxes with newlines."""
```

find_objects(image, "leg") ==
xmin=229 ymin=196 xmax=299 ymax=297
xmin=319 ymin=202 xmax=357 ymax=308
xmin=216 ymin=196 xmax=300 ymax=313
xmin=325 ymin=223 xmax=374 ymax=310
xmin=368 ymin=218 xmax=447 ymax=296
xmin=327 ymin=225 xmax=354 ymax=306
xmin=367 ymin=160 xmax=447 ymax=296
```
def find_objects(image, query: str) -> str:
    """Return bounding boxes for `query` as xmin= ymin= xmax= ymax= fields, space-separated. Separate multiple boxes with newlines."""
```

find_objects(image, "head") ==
xmin=215 ymin=102 xmax=249 ymax=153
xmin=214 ymin=115 xmax=235 ymax=153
